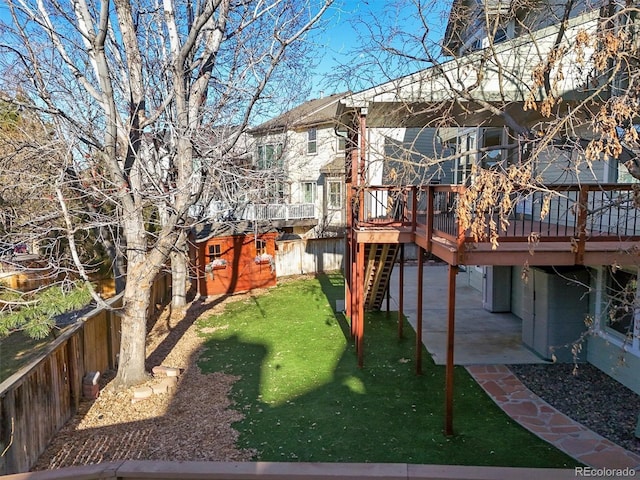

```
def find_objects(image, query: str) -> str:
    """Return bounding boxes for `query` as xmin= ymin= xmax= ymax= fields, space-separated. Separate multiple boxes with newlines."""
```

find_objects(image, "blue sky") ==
xmin=0 ymin=0 xmax=451 ymax=104
xmin=307 ymin=0 xmax=451 ymax=98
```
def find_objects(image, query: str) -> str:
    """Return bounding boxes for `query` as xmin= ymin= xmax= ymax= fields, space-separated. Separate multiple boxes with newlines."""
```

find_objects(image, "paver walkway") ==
xmin=468 ymin=365 xmax=640 ymax=470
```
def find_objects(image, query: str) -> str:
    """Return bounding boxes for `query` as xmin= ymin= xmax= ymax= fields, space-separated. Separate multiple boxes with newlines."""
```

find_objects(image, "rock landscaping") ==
xmin=510 ymin=363 xmax=640 ymax=455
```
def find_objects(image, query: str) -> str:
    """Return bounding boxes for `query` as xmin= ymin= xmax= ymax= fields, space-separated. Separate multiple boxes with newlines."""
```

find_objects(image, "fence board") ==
xmin=0 ymin=273 xmax=169 ymax=475
xmin=275 ymin=237 xmax=345 ymax=276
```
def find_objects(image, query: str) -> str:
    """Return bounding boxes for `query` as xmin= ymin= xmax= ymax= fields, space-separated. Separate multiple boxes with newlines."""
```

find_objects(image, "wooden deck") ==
xmin=353 ymin=184 xmax=640 ymax=267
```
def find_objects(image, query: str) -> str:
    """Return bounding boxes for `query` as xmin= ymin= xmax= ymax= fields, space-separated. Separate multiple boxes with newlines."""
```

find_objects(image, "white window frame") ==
xmin=594 ymin=266 xmax=640 ymax=357
xmin=256 ymin=142 xmax=283 ymax=169
xmin=307 ymin=128 xmax=317 ymax=155
xmin=207 ymin=244 xmax=222 ymax=262
xmin=255 ymin=238 xmax=267 ymax=257
xmin=336 ymin=130 xmax=347 ymax=152
xmin=327 ymin=180 xmax=342 ymax=210
xmin=301 ymin=181 xmax=317 ymax=203
xmin=454 ymin=128 xmax=477 ymax=185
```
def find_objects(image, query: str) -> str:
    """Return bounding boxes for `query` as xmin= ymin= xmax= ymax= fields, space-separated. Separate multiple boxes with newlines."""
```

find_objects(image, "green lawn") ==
xmin=197 ymin=273 xmax=578 ymax=467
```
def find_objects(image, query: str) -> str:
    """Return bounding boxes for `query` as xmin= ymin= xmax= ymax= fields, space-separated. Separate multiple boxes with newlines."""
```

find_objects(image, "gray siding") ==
xmin=536 ymin=151 xmax=615 ymax=184
xmin=383 ymin=128 xmax=453 ymax=185
xmin=587 ymin=335 xmax=640 ymax=395
xmin=511 ymin=267 xmax=527 ymax=321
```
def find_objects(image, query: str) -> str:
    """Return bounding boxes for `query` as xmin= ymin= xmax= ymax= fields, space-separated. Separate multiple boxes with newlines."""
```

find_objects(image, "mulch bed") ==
xmin=509 ymin=363 xmax=640 ymax=454
xmin=33 ymin=293 xmax=262 ymax=471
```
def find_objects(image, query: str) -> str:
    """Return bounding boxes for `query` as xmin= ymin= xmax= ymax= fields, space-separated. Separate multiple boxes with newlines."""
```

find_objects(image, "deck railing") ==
xmin=355 ymin=184 xmax=640 ymax=247
xmin=241 ymin=203 xmax=315 ymax=221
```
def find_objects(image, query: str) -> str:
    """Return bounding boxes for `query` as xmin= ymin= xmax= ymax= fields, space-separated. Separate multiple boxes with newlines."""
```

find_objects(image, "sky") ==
xmin=307 ymin=0 xmax=451 ymax=99
xmin=0 ymin=0 xmax=452 ymax=107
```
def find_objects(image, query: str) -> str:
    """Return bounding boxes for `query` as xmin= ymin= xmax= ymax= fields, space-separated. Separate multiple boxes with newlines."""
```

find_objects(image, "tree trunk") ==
xmin=114 ymin=271 xmax=152 ymax=386
xmin=102 ymin=235 xmax=127 ymax=294
xmin=113 ymin=213 xmax=163 ymax=387
xmin=171 ymin=249 xmax=188 ymax=308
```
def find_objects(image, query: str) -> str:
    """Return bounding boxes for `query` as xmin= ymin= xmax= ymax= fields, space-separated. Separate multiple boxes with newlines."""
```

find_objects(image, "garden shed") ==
xmin=191 ymin=221 xmax=278 ymax=296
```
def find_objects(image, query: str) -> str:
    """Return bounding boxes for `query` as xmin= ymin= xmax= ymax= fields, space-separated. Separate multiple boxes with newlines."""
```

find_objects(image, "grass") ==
xmin=197 ymin=273 xmax=579 ymax=467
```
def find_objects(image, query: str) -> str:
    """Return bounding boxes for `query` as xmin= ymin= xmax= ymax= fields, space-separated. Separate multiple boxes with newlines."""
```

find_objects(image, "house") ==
xmin=189 ymin=96 xmax=355 ymax=291
xmin=191 ymin=221 xmax=278 ymax=296
xmin=338 ymin=0 xmax=640 ymax=433
xmin=187 ymin=126 xmax=257 ymax=222
xmin=247 ymin=92 xmax=351 ymax=237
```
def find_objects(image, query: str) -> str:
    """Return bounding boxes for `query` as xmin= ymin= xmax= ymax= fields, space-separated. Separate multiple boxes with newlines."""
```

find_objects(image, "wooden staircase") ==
xmin=363 ymin=244 xmax=399 ymax=311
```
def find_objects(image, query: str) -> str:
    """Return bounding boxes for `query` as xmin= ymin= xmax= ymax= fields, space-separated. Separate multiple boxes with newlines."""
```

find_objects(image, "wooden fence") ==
xmin=275 ymin=237 xmax=345 ymax=276
xmin=0 ymin=273 xmax=171 ymax=475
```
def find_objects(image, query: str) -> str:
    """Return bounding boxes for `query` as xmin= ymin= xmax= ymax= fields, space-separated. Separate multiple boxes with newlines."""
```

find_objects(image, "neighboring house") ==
xmin=341 ymin=0 xmax=640 ymax=400
xmin=188 ymin=98 xmax=353 ymax=294
xmin=247 ymin=92 xmax=350 ymax=237
xmin=188 ymin=126 xmax=256 ymax=222
xmin=190 ymin=221 xmax=277 ymax=296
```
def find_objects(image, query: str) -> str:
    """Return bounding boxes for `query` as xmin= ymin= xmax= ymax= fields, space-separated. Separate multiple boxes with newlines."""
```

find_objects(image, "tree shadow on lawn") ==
xmin=197 ymin=274 xmax=579 ymax=468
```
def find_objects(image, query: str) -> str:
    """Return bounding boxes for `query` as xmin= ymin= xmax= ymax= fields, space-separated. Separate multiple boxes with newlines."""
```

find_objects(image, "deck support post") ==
xmin=398 ymin=244 xmax=404 ymax=339
xmin=445 ymin=264 xmax=458 ymax=436
xmin=416 ymin=247 xmax=424 ymax=375
xmin=386 ymin=276 xmax=390 ymax=319
xmin=357 ymin=241 xmax=365 ymax=368
xmin=350 ymin=236 xmax=357 ymax=338
xmin=345 ymin=198 xmax=352 ymax=321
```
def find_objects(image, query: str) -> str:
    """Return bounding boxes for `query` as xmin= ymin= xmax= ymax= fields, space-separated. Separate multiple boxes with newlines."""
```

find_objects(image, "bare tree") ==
xmin=0 ymin=0 xmax=332 ymax=387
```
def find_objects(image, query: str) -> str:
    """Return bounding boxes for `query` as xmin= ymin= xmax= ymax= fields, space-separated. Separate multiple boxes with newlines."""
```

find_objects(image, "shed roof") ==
xmin=193 ymin=221 xmax=278 ymax=243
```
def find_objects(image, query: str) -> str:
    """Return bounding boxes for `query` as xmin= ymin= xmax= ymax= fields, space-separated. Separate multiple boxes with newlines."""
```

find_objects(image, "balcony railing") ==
xmin=354 ymin=184 xmax=640 ymax=251
xmin=241 ymin=203 xmax=315 ymax=222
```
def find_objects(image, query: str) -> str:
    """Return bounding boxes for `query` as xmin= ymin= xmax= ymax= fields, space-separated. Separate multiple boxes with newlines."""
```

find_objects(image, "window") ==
xmin=207 ymin=244 xmax=221 ymax=262
xmin=455 ymin=130 xmax=476 ymax=185
xmin=256 ymin=143 xmax=283 ymax=169
xmin=337 ymin=131 xmax=347 ymax=152
xmin=307 ymin=128 xmax=317 ymax=155
xmin=490 ymin=18 xmax=515 ymax=45
xmin=493 ymin=27 xmax=508 ymax=43
xmin=262 ymin=181 xmax=286 ymax=203
xmin=327 ymin=181 xmax=342 ymax=209
xmin=606 ymin=268 xmax=637 ymax=338
xmin=302 ymin=181 xmax=317 ymax=203
xmin=481 ymin=128 xmax=505 ymax=170
xmin=255 ymin=239 xmax=267 ymax=257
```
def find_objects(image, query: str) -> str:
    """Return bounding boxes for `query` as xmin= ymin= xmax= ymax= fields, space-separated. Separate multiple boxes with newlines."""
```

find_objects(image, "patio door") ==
xmin=454 ymin=129 xmax=476 ymax=185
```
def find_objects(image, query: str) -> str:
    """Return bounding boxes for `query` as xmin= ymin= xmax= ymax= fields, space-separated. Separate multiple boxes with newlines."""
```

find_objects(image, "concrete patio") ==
xmin=385 ymin=264 xmax=549 ymax=365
